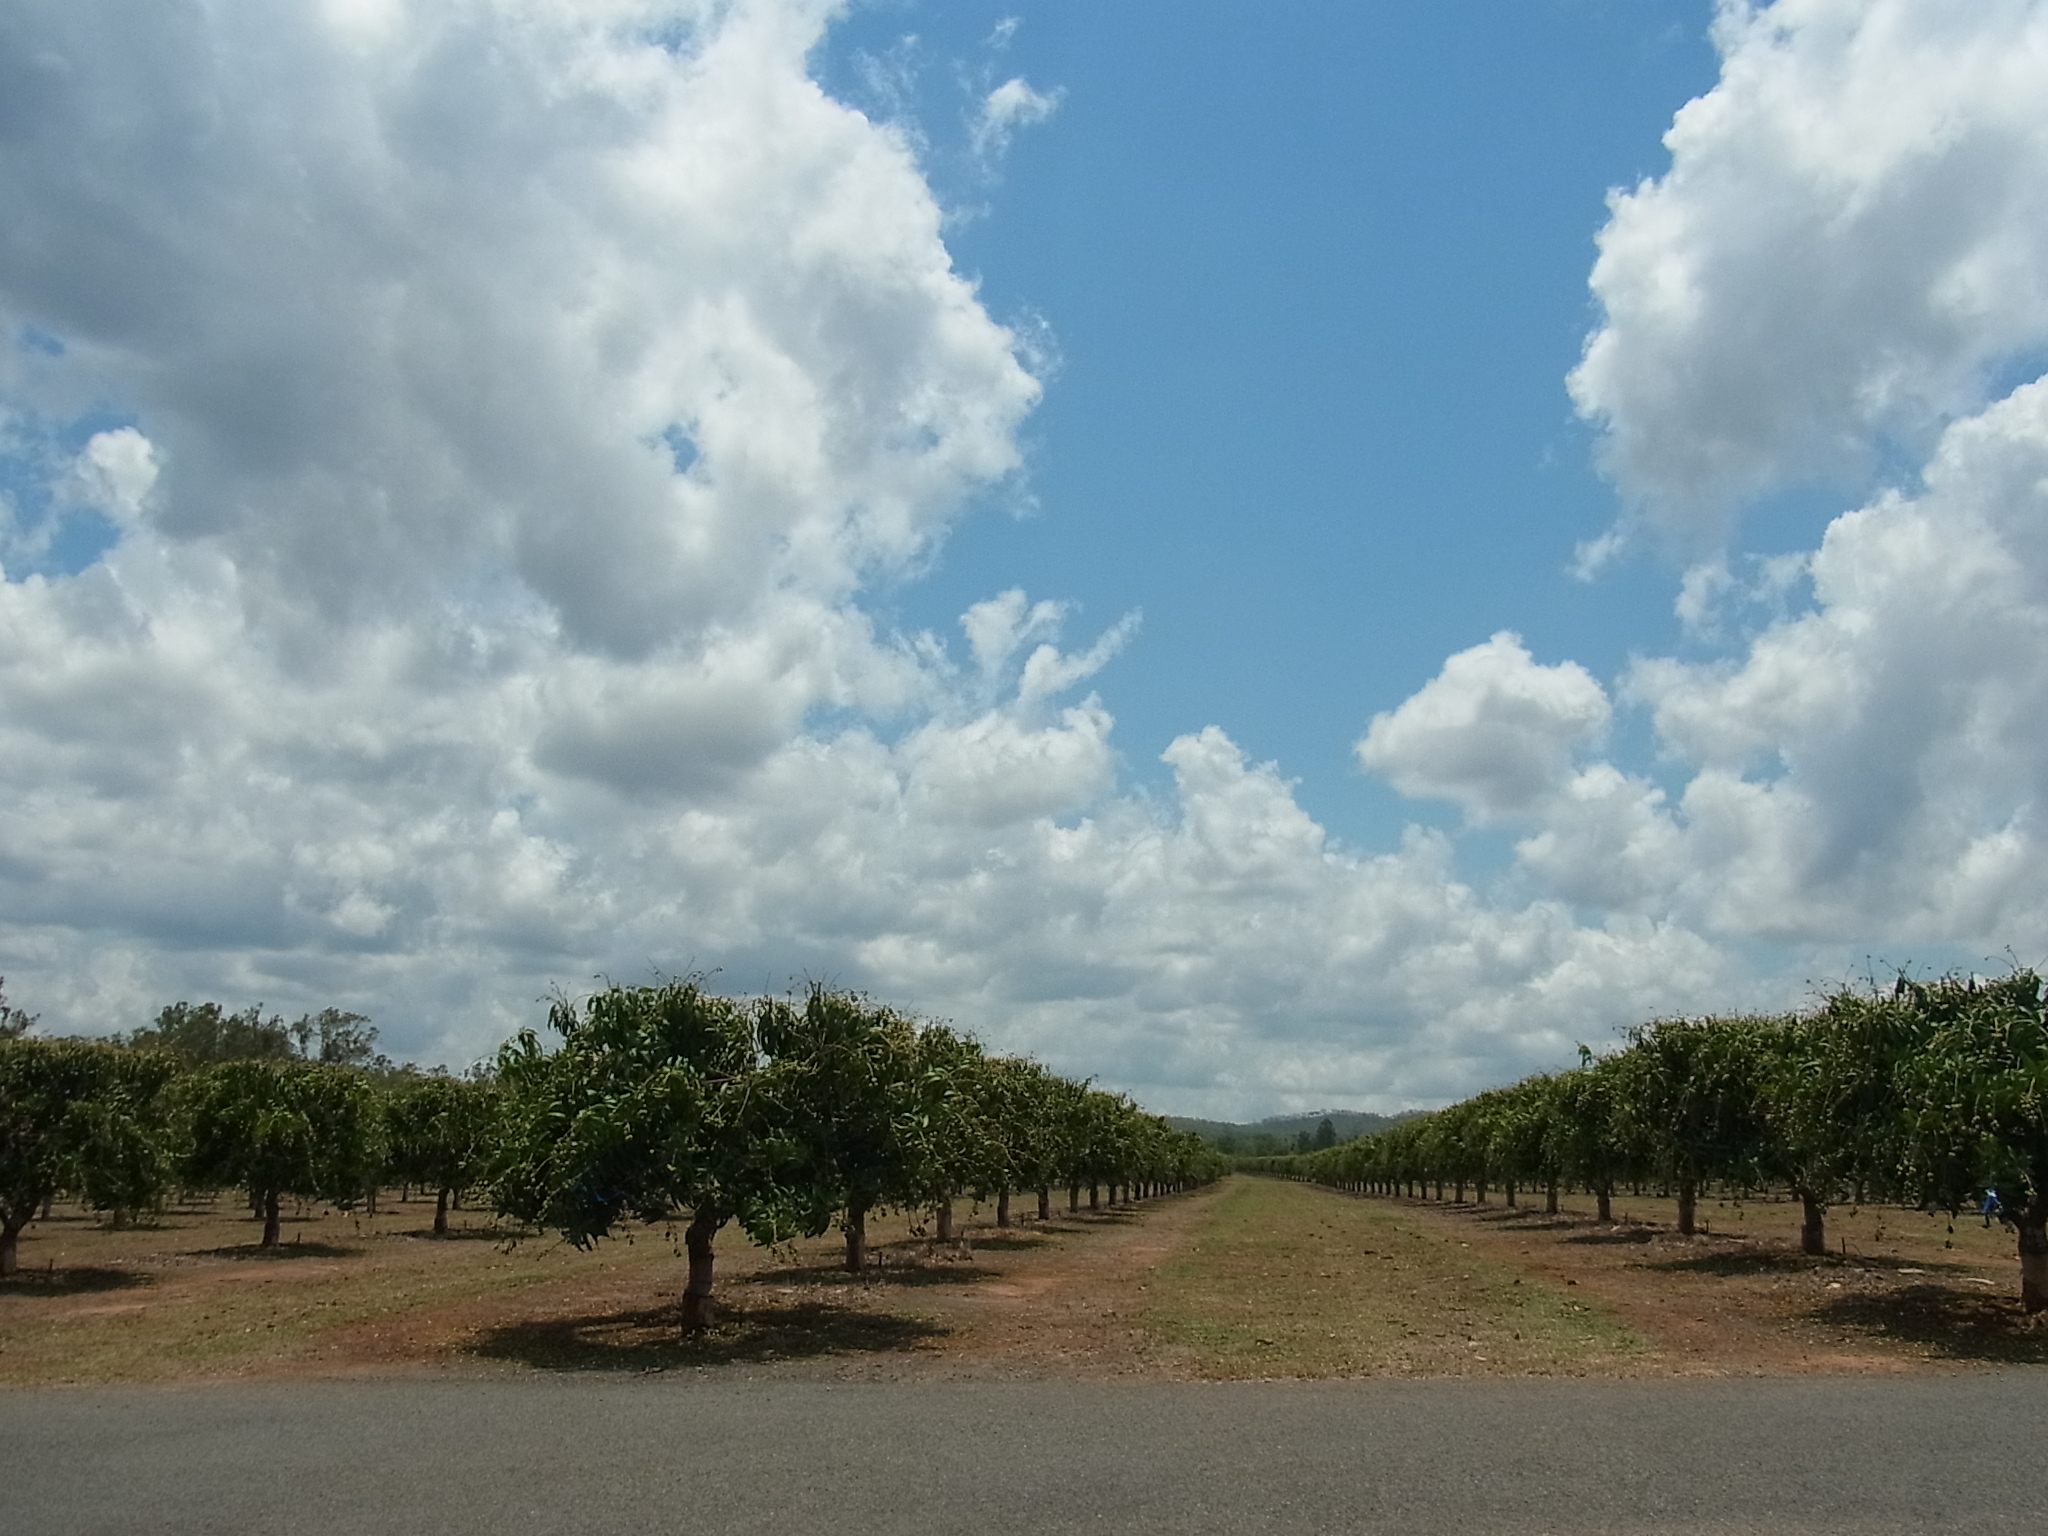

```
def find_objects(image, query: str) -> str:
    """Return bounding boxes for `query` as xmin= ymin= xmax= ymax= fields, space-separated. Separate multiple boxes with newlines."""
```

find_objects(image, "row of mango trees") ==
xmin=1248 ymin=972 xmax=2048 ymax=1311
xmin=0 ymin=979 xmax=1223 ymax=1326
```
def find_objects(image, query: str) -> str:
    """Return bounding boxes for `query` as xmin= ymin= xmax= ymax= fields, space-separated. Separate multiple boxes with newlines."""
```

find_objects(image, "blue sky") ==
xmin=832 ymin=1 xmax=1720 ymax=851
xmin=4 ymin=0 xmax=2048 ymax=1115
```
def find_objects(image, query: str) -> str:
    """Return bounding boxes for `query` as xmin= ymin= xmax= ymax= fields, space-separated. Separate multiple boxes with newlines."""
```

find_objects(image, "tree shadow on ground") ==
xmin=1814 ymin=1284 xmax=2048 ymax=1363
xmin=390 ymin=1224 xmax=535 ymax=1243
xmin=1563 ymin=1227 xmax=1657 ymax=1246
xmin=1648 ymin=1246 xmax=1976 ymax=1278
xmin=1471 ymin=1210 xmax=1580 ymax=1232
xmin=0 ymin=1265 xmax=153 ymax=1297
xmin=1647 ymin=1247 xmax=1823 ymax=1277
xmin=196 ymin=1240 xmax=363 ymax=1261
xmin=748 ymin=1252 xmax=1003 ymax=1290
xmin=468 ymin=1300 xmax=947 ymax=1371
xmin=964 ymin=1233 xmax=1047 ymax=1252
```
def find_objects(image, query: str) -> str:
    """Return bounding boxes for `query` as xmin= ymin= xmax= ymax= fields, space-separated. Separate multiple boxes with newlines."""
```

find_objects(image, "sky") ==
xmin=5 ymin=0 xmax=2048 ymax=1117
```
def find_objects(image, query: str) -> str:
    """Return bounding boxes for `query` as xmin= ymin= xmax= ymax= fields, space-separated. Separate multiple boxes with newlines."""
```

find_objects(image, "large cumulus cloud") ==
xmin=19 ymin=0 xmax=2036 ymax=1117
xmin=1366 ymin=0 xmax=2048 ymax=984
xmin=1356 ymin=633 xmax=1610 ymax=823
xmin=1570 ymin=0 xmax=2048 ymax=549
xmin=0 ymin=0 xmax=1729 ymax=1115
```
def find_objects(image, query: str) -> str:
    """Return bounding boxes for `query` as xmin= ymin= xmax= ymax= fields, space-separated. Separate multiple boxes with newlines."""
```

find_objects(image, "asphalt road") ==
xmin=3 ymin=1372 xmax=2039 ymax=1534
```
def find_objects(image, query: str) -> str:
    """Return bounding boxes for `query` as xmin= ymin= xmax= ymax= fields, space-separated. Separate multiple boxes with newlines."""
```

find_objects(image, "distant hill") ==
xmin=1166 ymin=1108 xmax=1421 ymax=1153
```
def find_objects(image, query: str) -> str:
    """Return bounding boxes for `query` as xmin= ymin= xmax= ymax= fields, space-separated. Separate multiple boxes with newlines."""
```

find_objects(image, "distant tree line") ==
xmin=1246 ymin=972 xmax=2048 ymax=1312
xmin=0 ymin=977 xmax=1222 ymax=1325
xmin=1208 ymin=1118 xmax=1341 ymax=1158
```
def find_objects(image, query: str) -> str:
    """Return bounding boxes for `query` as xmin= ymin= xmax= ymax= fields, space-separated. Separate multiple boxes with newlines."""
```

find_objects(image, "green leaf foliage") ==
xmin=182 ymin=1059 xmax=385 ymax=1215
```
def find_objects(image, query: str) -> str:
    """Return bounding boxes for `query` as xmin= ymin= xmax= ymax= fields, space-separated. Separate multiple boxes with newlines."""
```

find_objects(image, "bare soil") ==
xmin=5 ymin=1177 xmax=2044 ymax=1386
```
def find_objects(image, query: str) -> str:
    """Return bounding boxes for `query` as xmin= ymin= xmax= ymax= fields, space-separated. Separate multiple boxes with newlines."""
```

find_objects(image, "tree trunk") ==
xmin=1038 ymin=1187 xmax=1051 ymax=1221
xmin=1596 ymin=1184 xmax=1613 ymax=1223
xmin=681 ymin=1204 xmax=723 ymax=1332
xmin=844 ymin=1202 xmax=867 ymax=1274
xmin=434 ymin=1186 xmax=450 ymax=1237
xmin=1545 ymin=1178 xmax=1559 ymax=1216
xmin=1505 ymin=1180 xmax=1517 ymax=1208
xmin=261 ymin=1188 xmax=282 ymax=1249
xmin=1676 ymin=1179 xmax=1697 ymax=1237
xmin=366 ymin=1185 xmax=379 ymax=1216
xmin=1799 ymin=1190 xmax=1827 ymax=1257
xmin=1089 ymin=1182 xmax=1100 ymax=1211
xmin=2017 ymin=1209 xmax=2048 ymax=1314
xmin=936 ymin=1197 xmax=955 ymax=1243
xmin=996 ymin=1188 xmax=1011 ymax=1228
xmin=1475 ymin=1179 xmax=1488 ymax=1205
xmin=0 ymin=1219 xmax=22 ymax=1277
xmin=1454 ymin=1179 xmax=1465 ymax=1202
xmin=1068 ymin=1183 xmax=1080 ymax=1213
xmin=39 ymin=1194 xmax=53 ymax=1221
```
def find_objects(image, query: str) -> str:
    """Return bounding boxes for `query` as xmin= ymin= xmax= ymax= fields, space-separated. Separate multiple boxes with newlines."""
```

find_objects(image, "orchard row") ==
xmin=1248 ymin=972 xmax=2048 ymax=1311
xmin=0 ymin=979 xmax=1225 ymax=1324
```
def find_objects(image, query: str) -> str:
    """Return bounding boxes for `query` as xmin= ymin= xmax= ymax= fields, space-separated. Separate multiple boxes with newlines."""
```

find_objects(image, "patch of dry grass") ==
xmin=1141 ymin=1177 xmax=1642 ymax=1377
xmin=0 ymin=1193 xmax=986 ymax=1386
xmin=0 ymin=1194 xmax=663 ymax=1386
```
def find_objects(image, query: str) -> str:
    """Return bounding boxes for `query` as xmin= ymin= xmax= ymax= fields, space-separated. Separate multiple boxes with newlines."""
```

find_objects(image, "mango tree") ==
xmin=1489 ymin=1075 xmax=1565 ymax=1212
xmin=68 ymin=1048 xmax=180 ymax=1228
xmin=1611 ymin=1016 xmax=1772 ymax=1235
xmin=385 ymin=1074 xmax=499 ymax=1235
xmin=904 ymin=1025 xmax=999 ymax=1241
xmin=182 ymin=1059 xmax=384 ymax=1246
xmin=753 ymin=986 xmax=923 ymax=1273
xmin=971 ymin=1055 xmax=1053 ymax=1225
xmin=1549 ymin=1053 xmax=1633 ymax=1222
xmin=493 ymin=980 xmax=808 ymax=1331
xmin=1424 ymin=1101 xmax=1483 ymax=1203
xmin=1759 ymin=991 xmax=1920 ymax=1256
xmin=1892 ymin=971 xmax=2048 ymax=1310
xmin=0 ymin=1038 xmax=176 ymax=1274
xmin=993 ymin=1059 xmax=1067 ymax=1220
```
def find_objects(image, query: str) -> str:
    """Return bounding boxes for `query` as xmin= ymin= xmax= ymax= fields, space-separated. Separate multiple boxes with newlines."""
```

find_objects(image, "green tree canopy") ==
xmin=492 ymin=979 xmax=806 ymax=1330
xmin=182 ymin=1060 xmax=384 ymax=1247
xmin=1893 ymin=971 xmax=2048 ymax=1310
xmin=385 ymin=1075 xmax=499 ymax=1235
xmin=125 ymin=1003 xmax=294 ymax=1065
xmin=752 ymin=985 xmax=925 ymax=1271
xmin=0 ymin=1039 xmax=177 ymax=1273
xmin=0 ymin=977 xmax=36 ymax=1041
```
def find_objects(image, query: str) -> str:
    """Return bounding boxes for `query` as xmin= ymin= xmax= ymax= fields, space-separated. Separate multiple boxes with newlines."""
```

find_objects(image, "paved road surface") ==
xmin=4 ymin=1373 xmax=2039 ymax=1533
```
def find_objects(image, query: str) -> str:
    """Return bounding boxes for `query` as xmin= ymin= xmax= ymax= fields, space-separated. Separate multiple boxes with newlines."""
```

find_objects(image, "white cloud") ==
xmin=971 ymin=76 xmax=1063 ymax=163
xmin=1571 ymin=0 xmax=2048 ymax=543
xmin=66 ymin=427 xmax=159 ymax=530
xmin=0 ymin=0 xmax=1741 ymax=1116
xmin=962 ymin=588 xmax=1065 ymax=680
xmin=1357 ymin=633 xmax=1610 ymax=822
xmin=19 ymin=0 xmax=2034 ymax=1120
xmin=1618 ymin=378 xmax=2048 ymax=941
